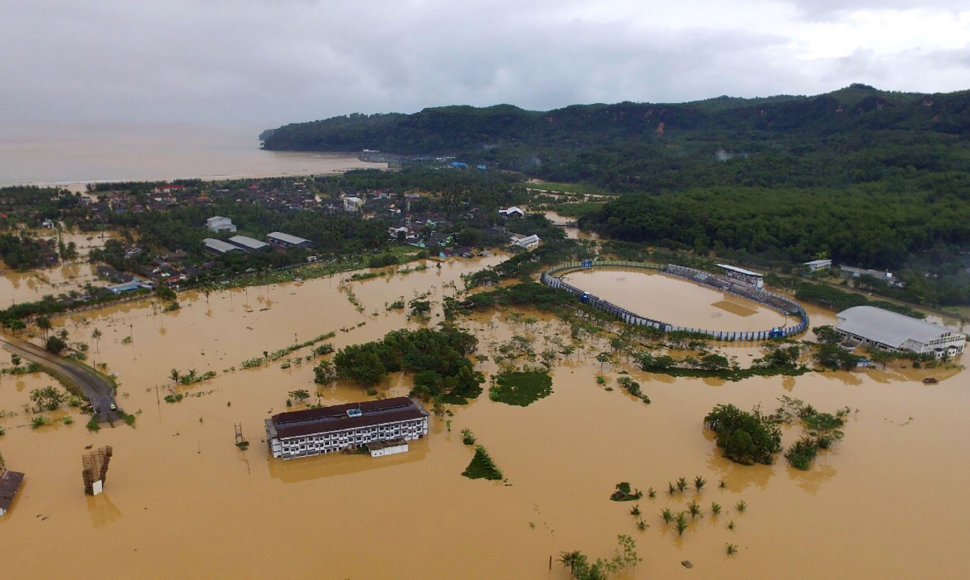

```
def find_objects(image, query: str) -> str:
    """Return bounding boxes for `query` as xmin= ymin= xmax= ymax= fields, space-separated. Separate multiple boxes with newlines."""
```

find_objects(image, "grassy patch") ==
xmin=489 ymin=371 xmax=553 ymax=407
xmin=462 ymin=445 xmax=503 ymax=480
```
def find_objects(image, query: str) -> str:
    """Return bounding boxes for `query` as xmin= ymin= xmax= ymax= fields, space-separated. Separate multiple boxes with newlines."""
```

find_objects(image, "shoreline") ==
xmin=8 ymin=156 xmax=388 ymax=193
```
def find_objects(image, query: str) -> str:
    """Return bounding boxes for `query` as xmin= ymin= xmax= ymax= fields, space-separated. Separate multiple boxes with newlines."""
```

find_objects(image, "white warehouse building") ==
xmin=836 ymin=306 xmax=966 ymax=358
xmin=265 ymin=397 xmax=429 ymax=460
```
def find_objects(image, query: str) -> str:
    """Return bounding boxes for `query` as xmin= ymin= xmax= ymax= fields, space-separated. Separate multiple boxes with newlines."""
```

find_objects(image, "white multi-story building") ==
xmin=265 ymin=397 xmax=429 ymax=460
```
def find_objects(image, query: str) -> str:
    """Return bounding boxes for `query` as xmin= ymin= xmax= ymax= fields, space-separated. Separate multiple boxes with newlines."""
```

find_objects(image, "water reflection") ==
xmin=268 ymin=439 xmax=428 ymax=484
xmin=87 ymin=494 xmax=123 ymax=528
xmin=788 ymin=462 xmax=836 ymax=494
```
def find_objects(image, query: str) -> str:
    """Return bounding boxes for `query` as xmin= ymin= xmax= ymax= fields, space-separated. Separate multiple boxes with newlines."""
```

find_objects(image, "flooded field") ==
xmin=563 ymin=268 xmax=789 ymax=332
xmin=0 ymin=230 xmax=119 ymax=305
xmin=2 ymin=257 xmax=970 ymax=579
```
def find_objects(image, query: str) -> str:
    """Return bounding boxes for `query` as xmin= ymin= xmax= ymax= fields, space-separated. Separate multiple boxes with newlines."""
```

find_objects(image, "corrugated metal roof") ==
xmin=836 ymin=306 xmax=954 ymax=348
xmin=267 ymin=231 xmax=311 ymax=246
xmin=227 ymin=235 xmax=269 ymax=251
xmin=203 ymin=238 xmax=241 ymax=254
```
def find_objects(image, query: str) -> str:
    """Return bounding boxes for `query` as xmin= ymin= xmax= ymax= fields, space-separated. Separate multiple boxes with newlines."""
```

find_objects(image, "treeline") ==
xmin=579 ymin=181 xmax=970 ymax=305
xmin=261 ymin=85 xmax=970 ymax=191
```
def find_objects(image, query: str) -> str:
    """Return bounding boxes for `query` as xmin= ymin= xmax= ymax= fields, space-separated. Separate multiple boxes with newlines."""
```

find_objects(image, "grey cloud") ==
xmin=0 ymin=0 xmax=967 ymax=126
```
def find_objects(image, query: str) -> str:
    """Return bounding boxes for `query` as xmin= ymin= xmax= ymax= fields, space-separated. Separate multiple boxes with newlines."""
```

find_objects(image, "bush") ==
xmin=785 ymin=438 xmax=818 ymax=470
xmin=45 ymin=335 xmax=67 ymax=355
xmin=462 ymin=445 xmax=503 ymax=480
xmin=489 ymin=371 xmax=553 ymax=406
xmin=704 ymin=404 xmax=782 ymax=465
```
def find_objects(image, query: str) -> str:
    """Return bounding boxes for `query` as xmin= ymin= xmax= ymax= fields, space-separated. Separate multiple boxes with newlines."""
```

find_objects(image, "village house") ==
xmin=205 ymin=216 xmax=237 ymax=232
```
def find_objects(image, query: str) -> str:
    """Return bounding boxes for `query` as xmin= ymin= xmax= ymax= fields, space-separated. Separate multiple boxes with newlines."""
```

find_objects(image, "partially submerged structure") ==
xmin=0 ymin=470 xmax=25 ymax=517
xmin=82 ymin=446 xmax=113 ymax=496
xmin=717 ymin=264 xmax=764 ymax=290
xmin=265 ymin=397 xmax=429 ymax=460
xmin=836 ymin=306 xmax=966 ymax=358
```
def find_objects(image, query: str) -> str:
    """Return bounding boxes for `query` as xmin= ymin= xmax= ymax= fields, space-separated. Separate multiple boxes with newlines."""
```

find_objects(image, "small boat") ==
xmin=922 ymin=377 xmax=938 ymax=384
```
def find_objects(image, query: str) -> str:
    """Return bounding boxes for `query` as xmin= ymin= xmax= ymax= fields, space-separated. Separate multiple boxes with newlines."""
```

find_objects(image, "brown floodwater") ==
xmin=1 ymin=257 xmax=969 ymax=579
xmin=0 ymin=230 xmax=120 ymax=305
xmin=563 ymin=268 xmax=789 ymax=332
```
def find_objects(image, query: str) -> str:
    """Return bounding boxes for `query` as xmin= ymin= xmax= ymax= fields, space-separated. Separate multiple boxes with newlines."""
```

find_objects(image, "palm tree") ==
xmin=675 ymin=512 xmax=689 ymax=536
xmin=558 ymin=550 xmax=585 ymax=576
xmin=687 ymin=500 xmax=702 ymax=519
xmin=661 ymin=508 xmax=674 ymax=524
xmin=676 ymin=477 xmax=688 ymax=493
xmin=36 ymin=316 xmax=52 ymax=339
xmin=694 ymin=475 xmax=706 ymax=492
xmin=91 ymin=328 xmax=102 ymax=353
xmin=170 ymin=369 xmax=180 ymax=384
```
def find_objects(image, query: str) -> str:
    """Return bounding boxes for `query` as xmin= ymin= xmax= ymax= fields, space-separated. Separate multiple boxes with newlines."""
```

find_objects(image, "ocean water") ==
xmin=0 ymin=123 xmax=381 ymax=187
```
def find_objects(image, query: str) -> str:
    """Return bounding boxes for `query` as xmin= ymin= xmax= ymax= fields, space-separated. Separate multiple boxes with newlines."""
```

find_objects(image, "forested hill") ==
xmin=261 ymin=84 xmax=970 ymax=191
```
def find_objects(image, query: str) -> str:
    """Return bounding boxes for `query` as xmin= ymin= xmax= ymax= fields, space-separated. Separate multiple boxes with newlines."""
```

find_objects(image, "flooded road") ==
xmin=1 ymin=259 xmax=969 ymax=579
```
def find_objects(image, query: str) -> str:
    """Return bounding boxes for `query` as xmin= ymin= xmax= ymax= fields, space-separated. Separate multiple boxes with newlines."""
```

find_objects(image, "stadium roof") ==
xmin=717 ymin=264 xmax=763 ymax=277
xmin=836 ymin=306 xmax=953 ymax=348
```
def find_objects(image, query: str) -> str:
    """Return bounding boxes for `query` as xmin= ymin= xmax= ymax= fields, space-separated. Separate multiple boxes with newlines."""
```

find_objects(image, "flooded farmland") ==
xmin=2 ymin=261 xmax=970 ymax=579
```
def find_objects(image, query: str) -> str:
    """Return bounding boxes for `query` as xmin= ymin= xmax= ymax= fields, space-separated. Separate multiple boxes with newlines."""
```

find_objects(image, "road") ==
xmin=1 ymin=335 xmax=122 ymax=423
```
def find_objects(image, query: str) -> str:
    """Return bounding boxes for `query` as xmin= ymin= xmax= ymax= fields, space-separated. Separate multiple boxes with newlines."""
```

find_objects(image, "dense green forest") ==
xmin=262 ymin=85 xmax=970 ymax=191
xmin=263 ymin=85 xmax=970 ymax=306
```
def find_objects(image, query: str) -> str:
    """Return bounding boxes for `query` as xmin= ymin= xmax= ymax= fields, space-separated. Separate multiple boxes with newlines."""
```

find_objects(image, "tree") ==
xmin=36 ymin=315 xmax=52 ymax=338
xmin=558 ymin=551 xmax=587 ymax=577
xmin=170 ymin=368 xmax=180 ymax=384
xmin=91 ymin=328 xmax=102 ymax=353
xmin=45 ymin=335 xmax=67 ymax=355
xmin=289 ymin=389 xmax=310 ymax=403
xmin=313 ymin=359 xmax=336 ymax=385
xmin=704 ymin=404 xmax=782 ymax=465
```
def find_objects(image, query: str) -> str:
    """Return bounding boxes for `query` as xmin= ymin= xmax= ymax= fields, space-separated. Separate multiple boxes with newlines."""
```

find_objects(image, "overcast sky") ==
xmin=2 ymin=0 xmax=968 ymax=128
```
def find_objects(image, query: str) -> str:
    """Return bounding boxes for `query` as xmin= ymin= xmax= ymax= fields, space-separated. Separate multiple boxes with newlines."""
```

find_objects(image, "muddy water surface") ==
xmin=2 ymin=262 xmax=969 ymax=579
xmin=563 ymin=269 xmax=789 ymax=332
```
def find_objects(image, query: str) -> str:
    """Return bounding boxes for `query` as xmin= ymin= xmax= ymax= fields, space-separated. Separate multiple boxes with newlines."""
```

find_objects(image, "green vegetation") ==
xmin=461 ymin=445 xmax=502 ymax=480
xmin=775 ymin=396 xmax=850 ymax=470
xmin=616 ymin=376 xmax=650 ymax=404
xmin=460 ymin=428 xmax=476 ymax=445
xmin=30 ymin=385 xmax=65 ymax=411
xmin=557 ymin=535 xmax=641 ymax=580
xmin=609 ymin=482 xmax=643 ymax=502
xmin=488 ymin=371 xmax=553 ymax=406
xmin=45 ymin=335 xmax=67 ymax=355
xmin=86 ymin=416 xmax=100 ymax=431
xmin=333 ymin=327 xmax=484 ymax=404
xmin=31 ymin=416 xmax=49 ymax=429
xmin=263 ymin=88 xmax=970 ymax=306
xmin=704 ymin=404 xmax=782 ymax=465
